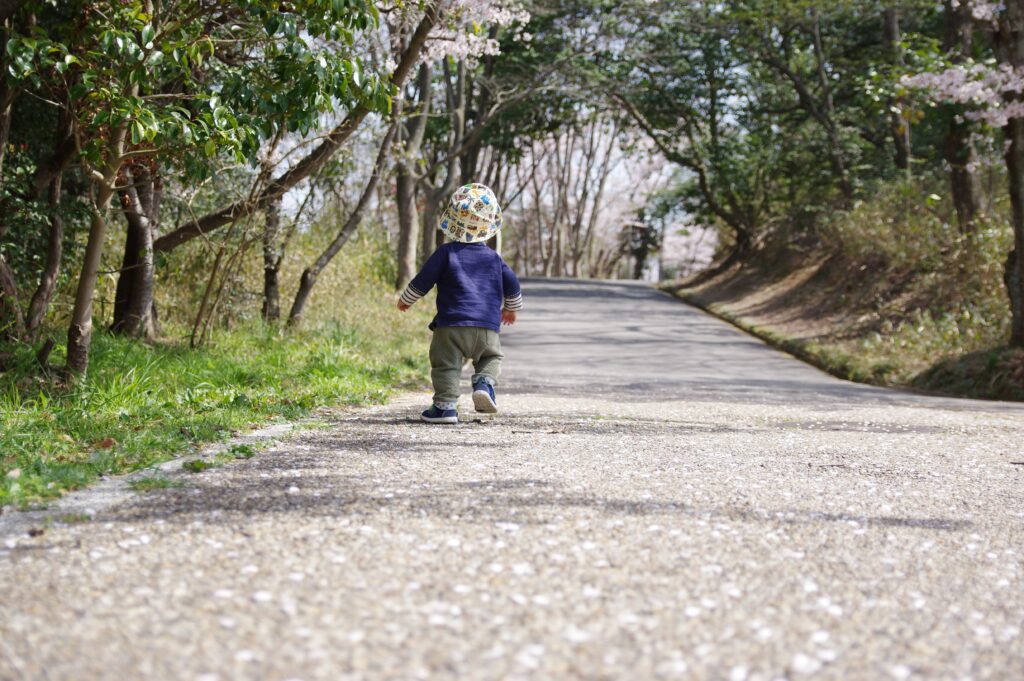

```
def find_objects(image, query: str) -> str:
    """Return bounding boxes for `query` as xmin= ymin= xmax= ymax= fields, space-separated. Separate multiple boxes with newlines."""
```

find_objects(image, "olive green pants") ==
xmin=429 ymin=326 xmax=503 ymax=406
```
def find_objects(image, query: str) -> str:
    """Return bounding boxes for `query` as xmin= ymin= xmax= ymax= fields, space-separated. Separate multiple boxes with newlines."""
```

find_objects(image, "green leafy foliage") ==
xmin=4 ymin=1 xmax=387 ymax=177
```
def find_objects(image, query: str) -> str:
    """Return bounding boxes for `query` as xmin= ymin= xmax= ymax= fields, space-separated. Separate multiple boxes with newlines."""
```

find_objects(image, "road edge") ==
xmin=0 ymin=421 xmax=299 ymax=540
xmin=660 ymin=284 xmax=969 ymax=401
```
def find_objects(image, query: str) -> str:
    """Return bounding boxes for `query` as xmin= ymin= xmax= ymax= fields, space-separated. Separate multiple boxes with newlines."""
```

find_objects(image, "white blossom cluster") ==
xmin=951 ymin=0 xmax=1005 ymax=22
xmin=903 ymin=63 xmax=1024 ymax=127
xmin=423 ymin=0 xmax=531 ymax=63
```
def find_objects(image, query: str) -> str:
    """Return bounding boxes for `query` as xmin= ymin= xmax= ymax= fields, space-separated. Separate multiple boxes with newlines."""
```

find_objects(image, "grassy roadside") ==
xmin=0 ymin=319 xmax=429 ymax=508
xmin=1 ymin=225 xmax=437 ymax=509
xmin=668 ymin=279 xmax=1024 ymax=402
xmin=663 ymin=175 xmax=1024 ymax=403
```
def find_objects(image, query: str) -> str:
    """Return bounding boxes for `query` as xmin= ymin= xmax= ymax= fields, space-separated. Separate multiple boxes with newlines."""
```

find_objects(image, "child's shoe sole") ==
xmin=421 ymin=412 xmax=458 ymax=424
xmin=472 ymin=390 xmax=498 ymax=413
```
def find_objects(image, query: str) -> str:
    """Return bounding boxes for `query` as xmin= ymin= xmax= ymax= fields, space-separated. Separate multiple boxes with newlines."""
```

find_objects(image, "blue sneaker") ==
xmin=421 ymin=404 xmax=458 ymax=424
xmin=472 ymin=379 xmax=497 ymax=413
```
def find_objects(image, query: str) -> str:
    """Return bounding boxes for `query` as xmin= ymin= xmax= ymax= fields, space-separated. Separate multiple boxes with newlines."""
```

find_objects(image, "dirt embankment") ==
xmin=668 ymin=253 xmax=1024 ymax=402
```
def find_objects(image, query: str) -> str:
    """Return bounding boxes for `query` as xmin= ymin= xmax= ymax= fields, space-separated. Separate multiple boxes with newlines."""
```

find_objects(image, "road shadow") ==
xmin=106 ymin=476 xmax=971 ymax=533
xmin=102 ymin=450 xmax=971 ymax=534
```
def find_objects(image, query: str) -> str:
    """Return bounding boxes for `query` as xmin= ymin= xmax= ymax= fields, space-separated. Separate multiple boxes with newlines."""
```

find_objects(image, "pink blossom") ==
xmin=902 ymin=63 xmax=1024 ymax=127
xmin=423 ymin=0 xmax=531 ymax=63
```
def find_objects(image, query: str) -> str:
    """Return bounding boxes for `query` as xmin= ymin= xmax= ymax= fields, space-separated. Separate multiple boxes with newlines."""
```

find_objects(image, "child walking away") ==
xmin=397 ymin=183 xmax=524 ymax=424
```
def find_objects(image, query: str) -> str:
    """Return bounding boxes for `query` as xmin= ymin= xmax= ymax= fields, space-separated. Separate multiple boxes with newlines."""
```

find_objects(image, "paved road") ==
xmin=3 ymin=279 xmax=1023 ymax=680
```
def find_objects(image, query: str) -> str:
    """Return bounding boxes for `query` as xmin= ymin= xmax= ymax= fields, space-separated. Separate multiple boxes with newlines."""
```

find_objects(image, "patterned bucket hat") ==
xmin=439 ymin=183 xmax=503 ymax=244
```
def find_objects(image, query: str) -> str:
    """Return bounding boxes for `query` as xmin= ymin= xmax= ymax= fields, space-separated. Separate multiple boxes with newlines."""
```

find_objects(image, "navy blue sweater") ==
xmin=399 ymin=242 xmax=523 ymax=332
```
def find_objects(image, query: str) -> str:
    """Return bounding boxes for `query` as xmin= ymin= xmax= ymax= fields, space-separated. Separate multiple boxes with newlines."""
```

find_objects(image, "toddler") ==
xmin=397 ymin=183 xmax=523 ymax=423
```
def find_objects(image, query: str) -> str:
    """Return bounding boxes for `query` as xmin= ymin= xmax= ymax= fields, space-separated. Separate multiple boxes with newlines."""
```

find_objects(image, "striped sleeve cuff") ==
xmin=503 ymin=292 xmax=524 ymax=311
xmin=400 ymin=284 xmax=426 ymax=307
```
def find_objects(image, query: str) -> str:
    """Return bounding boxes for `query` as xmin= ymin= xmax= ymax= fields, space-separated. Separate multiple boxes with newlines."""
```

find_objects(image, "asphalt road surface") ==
xmin=2 ymin=279 xmax=1023 ymax=681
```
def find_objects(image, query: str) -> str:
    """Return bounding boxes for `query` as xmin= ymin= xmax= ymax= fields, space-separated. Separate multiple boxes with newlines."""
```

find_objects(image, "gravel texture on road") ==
xmin=2 ymin=279 xmax=1023 ymax=681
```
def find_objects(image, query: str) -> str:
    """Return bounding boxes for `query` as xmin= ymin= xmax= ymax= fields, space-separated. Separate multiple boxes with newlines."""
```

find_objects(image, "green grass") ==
xmin=822 ymin=177 xmax=1013 ymax=387
xmin=182 ymin=459 xmax=217 ymax=473
xmin=0 ymin=320 xmax=428 ymax=507
xmin=226 ymin=443 xmax=256 ymax=459
xmin=913 ymin=347 xmax=1024 ymax=400
xmin=54 ymin=512 xmax=91 ymax=523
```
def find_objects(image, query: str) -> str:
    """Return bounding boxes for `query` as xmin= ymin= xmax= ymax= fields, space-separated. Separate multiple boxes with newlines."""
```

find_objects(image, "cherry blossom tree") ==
xmin=389 ymin=0 xmax=531 ymax=290
xmin=421 ymin=0 xmax=530 ymax=64
xmin=903 ymin=0 xmax=1024 ymax=346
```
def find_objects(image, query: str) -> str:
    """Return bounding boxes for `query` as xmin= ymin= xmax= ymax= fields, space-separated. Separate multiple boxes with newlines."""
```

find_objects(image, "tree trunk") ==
xmin=553 ymin=226 xmax=565 ymax=277
xmin=395 ymin=168 xmax=421 ymax=289
xmin=11 ymin=84 xmax=76 ymax=342
xmin=512 ymin=226 xmax=523 ymax=274
xmin=809 ymin=9 xmax=853 ymax=202
xmin=421 ymin=182 xmax=444 ymax=258
xmin=25 ymin=183 xmax=65 ymax=340
xmin=112 ymin=167 xmax=160 ymax=339
xmin=542 ymin=221 xmax=554 ymax=277
xmin=123 ymin=225 xmax=157 ymax=340
xmin=883 ymin=7 xmax=911 ymax=173
xmin=943 ymin=0 xmax=980 ymax=235
xmin=288 ymin=121 xmax=398 ymax=327
xmin=521 ymin=211 xmax=531 ymax=276
xmin=66 ymin=117 xmax=130 ymax=375
xmin=112 ymin=205 xmax=141 ymax=332
xmin=0 ymin=250 xmax=22 ymax=341
xmin=945 ymin=119 xmax=979 ymax=234
xmin=394 ymin=63 xmax=431 ymax=289
xmin=67 ymin=199 xmax=118 ymax=373
xmin=995 ymin=0 xmax=1024 ymax=347
xmin=0 ymin=45 xmax=20 ymax=342
xmin=261 ymin=195 xmax=283 ymax=323
xmin=1005 ymin=117 xmax=1024 ymax=347
xmin=538 ymin=219 xmax=551 ymax=277
xmin=418 ymin=59 xmax=466 ymax=265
